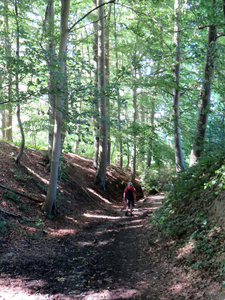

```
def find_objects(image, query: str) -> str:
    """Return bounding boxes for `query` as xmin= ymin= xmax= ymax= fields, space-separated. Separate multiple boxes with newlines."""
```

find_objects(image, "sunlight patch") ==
xmin=83 ymin=287 xmax=140 ymax=299
xmin=66 ymin=216 xmax=79 ymax=223
xmin=83 ymin=213 xmax=120 ymax=220
xmin=176 ymin=239 xmax=195 ymax=259
xmin=71 ymin=162 xmax=95 ymax=173
xmin=87 ymin=188 xmax=112 ymax=204
xmin=24 ymin=166 xmax=49 ymax=185
xmin=50 ymin=228 xmax=77 ymax=236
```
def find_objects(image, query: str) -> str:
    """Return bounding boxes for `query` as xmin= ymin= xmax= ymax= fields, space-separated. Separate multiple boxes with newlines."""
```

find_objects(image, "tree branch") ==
xmin=198 ymin=23 xmax=225 ymax=30
xmin=68 ymin=0 xmax=116 ymax=32
xmin=0 ymin=183 xmax=43 ymax=203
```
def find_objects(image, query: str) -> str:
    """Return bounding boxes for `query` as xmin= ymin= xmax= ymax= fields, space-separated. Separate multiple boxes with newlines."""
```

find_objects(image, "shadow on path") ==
xmin=0 ymin=195 xmax=166 ymax=300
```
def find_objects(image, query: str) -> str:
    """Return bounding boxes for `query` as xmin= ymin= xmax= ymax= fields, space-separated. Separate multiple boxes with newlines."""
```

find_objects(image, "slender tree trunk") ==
xmin=46 ymin=0 xmax=56 ymax=162
xmin=93 ymin=0 xmax=99 ymax=168
xmin=42 ymin=0 xmax=70 ymax=214
xmin=4 ymin=0 xmax=12 ymax=142
xmin=114 ymin=4 xmax=123 ymax=168
xmin=60 ymin=58 xmax=68 ymax=151
xmin=173 ymin=0 xmax=185 ymax=172
xmin=105 ymin=4 xmax=111 ymax=165
xmin=0 ymin=72 xmax=5 ymax=139
xmin=189 ymin=2 xmax=217 ymax=166
xmin=130 ymin=63 xmax=137 ymax=183
xmin=147 ymin=98 xmax=155 ymax=167
xmin=74 ymin=99 xmax=81 ymax=153
xmin=139 ymin=67 xmax=145 ymax=166
xmin=125 ymin=107 xmax=130 ymax=168
xmin=15 ymin=0 xmax=25 ymax=166
xmin=95 ymin=0 xmax=108 ymax=190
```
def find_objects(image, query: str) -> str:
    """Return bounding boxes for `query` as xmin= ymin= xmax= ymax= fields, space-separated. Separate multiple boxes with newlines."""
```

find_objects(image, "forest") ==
xmin=2 ymin=0 xmax=225 ymax=299
xmin=1 ymin=0 xmax=225 ymax=214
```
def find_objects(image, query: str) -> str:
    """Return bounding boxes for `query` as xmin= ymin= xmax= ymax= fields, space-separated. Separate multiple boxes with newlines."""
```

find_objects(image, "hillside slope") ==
xmin=1 ymin=141 xmax=225 ymax=299
xmin=0 ymin=140 xmax=143 ymax=229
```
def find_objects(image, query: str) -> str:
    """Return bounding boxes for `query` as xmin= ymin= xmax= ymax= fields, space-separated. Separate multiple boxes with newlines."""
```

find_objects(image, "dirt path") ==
xmin=0 ymin=194 xmax=223 ymax=300
xmin=0 ymin=195 xmax=165 ymax=300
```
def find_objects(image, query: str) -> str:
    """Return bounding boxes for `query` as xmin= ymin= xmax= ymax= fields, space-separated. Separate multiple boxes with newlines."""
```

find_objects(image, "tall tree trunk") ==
xmin=74 ymin=99 xmax=81 ymax=153
xmin=114 ymin=4 xmax=123 ymax=168
xmin=173 ymin=0 xmax=185 ymax=172
xmin=95 ymin=0 xmax=108 ymax=190
xmin=42 ymin=0 xmax=70 ymax=214
xmin=93 ymin=0 xmax=99 ymax=168
xmin=139 ymin=67 xmax=145 ymax=166
xmin=0 ymin=73 xmax=5 ymax=139
xmin=60 ymin=59 xmax=68 ymax=151
xmin=130 ymin=63 xmax=137 ymax=183
xmin=15 ymin=0 xmax=25 ymax=166
xmin=147 ymin=98 xmax=155 ymax=168
xmin=125 ymin=107 xmax=130 ymax=168
xmin=46 ymin=0 xmax=56 ymax=162
xmin=4 ymin=0 xmax=13 ymax=142
xmin=189 ymin=2 xmax=217 ymax=166
xmin=105 ymin=4 xmax=111 ymax=165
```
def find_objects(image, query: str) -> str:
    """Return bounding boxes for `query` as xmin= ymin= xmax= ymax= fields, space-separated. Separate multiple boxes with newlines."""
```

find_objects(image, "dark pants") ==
xmin=126 ymin=199 xmax=134 ymax=208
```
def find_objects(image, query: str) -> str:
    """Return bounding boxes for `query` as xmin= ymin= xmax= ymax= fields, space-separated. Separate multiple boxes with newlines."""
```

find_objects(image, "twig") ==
xmin=0 ymin=183 xmax=43 ymax=203
xmin=24 ymin=151 xmax=33 ymax=164
xmin=68 ymin=0 xmax=116 ymax=32
xmin=0 ymin=208 xmax=20 ymax=218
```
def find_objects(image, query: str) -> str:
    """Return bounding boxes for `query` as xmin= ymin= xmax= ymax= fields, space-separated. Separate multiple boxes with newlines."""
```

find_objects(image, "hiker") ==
xmin=123 ymin=182 xmax=136 ymax=216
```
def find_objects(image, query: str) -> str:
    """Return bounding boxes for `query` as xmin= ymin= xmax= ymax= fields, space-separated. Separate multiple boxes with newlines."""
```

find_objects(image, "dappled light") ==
xmin=24 ymin=166 xmax=49 ymax=185
xmin=71 ymin=161 xmax=95 ymax=173
xmin=86 ymin=188 xmax=112 ymax=204
xmin=176 ymin=239 xmax=195 ymax=260
xmin=48 ymin=228 xmax=77 ymax=237
xmin=83 ymin=288 xmax=140 ymax=299
xmin=83 ymin=212 xmax=120 ymax=219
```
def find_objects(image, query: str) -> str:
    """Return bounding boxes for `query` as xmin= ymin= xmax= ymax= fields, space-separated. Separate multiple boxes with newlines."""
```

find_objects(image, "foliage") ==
xmin=0 ymin=220 xmax=7 ymax=233
xmin=150 ymin=150 xmax=225 ymax=276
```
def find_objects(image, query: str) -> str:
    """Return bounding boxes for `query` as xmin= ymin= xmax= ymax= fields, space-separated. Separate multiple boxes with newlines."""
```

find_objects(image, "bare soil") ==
xmin=0 ymin=141 xmax=224 ymax=299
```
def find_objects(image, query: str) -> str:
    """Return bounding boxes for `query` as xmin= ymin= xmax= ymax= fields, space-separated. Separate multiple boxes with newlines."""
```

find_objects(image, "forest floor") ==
xmin=0 ymin=141 xmax=224 ymax=300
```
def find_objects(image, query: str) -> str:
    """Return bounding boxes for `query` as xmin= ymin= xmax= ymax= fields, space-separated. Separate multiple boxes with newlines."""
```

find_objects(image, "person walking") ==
xmin=123 ymin=182 xmax=136 ymax=216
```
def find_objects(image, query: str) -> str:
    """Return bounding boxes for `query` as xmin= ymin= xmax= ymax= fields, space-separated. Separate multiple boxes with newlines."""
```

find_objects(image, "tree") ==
xmin=94 ymin=0 xmax=108 ymax=189
xmin=189 ymin=0 xmax=217 ymax=166
xmin=172 ymin=0 xmax=185 ymax=172
xmin=42 ymin=0 xmax=70 ymax=214
xmin=45 ymin=0 xmax=56 ymax=162
xmin=15 ymin=0 xmax=25 ymax=166
xmin=3 ymin=0 xmax=13 ymax=142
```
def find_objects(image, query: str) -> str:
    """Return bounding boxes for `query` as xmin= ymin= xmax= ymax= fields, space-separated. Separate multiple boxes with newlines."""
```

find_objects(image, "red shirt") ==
xmin=124 ymin=186 xmax=135 ymax=195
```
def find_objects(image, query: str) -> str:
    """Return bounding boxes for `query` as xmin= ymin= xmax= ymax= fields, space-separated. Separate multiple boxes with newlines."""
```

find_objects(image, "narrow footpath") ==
xmin=0 ymin=194 xmax=222 ymax=300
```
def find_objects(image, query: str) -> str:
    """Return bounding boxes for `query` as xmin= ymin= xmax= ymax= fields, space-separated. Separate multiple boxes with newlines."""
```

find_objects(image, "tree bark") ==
xmin=114 ymin=4 xmax=123 ymax=168
xmin=42 ymin=0 xmax=70 ymax=214
xmin=173 ymin=0 xmax=185 ymax=172
xmin=95 ymin=0 xmax=108 ymax=190
xmin=46 ymin=0 xmax=56 ymax=162
xmin=147 ymin=98 xmax=155 ymax=168
xmin=130 ymin=61 xmax=137 ymax=183
xmin=4 ymin=0 xmax=13 ymax=142
xmin=105 ymin=4 xmax=111 ymax=165
xmin=189 ymin=2 xmax=217 ymax=166
xmin=74 ymin=99 xmax=81 ymax=153
xmin=15 ymin=0 xmax=25 ymax=166
xmin=93 ymin=0 xmax=99 ymax=168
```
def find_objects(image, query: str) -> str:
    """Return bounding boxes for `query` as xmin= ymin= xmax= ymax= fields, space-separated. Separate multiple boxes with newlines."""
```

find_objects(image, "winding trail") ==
xmin=0 ymin=195 xmax=164 ymax=300
xmin=1 ymin=194 xmax=223 ymax=299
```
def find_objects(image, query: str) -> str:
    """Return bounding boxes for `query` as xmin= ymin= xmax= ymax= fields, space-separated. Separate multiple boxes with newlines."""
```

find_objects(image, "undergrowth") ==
xmin=150 ymin=151 xmax=225 ymax=280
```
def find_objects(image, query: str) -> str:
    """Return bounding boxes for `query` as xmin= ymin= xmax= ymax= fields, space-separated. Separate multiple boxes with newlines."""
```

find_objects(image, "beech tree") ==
xmin=42 ymin=0 xmax=70 ymax=214
xmin=173 ymin=0 xmax=185 ymax=172
xmin=94 ymin=0 xmax=108 ymax=189
xmin=189 ymin=0 xmax=217 ymax=166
